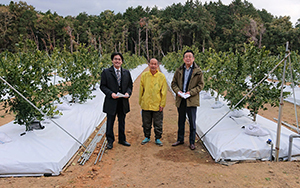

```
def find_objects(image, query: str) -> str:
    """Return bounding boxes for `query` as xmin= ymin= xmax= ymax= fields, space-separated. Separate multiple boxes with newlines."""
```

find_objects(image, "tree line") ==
xmin=0 ymin=0 xmax=299 ymax=60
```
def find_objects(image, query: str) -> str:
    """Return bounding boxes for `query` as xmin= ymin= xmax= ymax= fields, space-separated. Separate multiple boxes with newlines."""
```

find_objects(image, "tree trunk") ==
xmin=153 ymin=40 xmax=155 ymax=58
xmin=125 ymin=29 xmax=128 ymax=52
xmin=258 ymin=25 xmax=266 ymax=49
xmin=53 ymin=34 xmax=56 ymax=48
xmin=65 ymin=26 xmax=73 ymax=53
xmin=70 ymin=37 xmax=73 ymax=53
xmin=98 ymin=36 xmax=102 ymax=55
xmin=41 ymin=38 xmax=48 ymax=53
xmin=145 ymin=24 xmax=149 ymax=61
xmin=253 ymin=113 xmax=257 ymax=122
xmin=122 ymin=29 xmax=127 ymax=53
xmin=202 ymin=39 xmax=205 ymax=52
xmin=131 ymin=37 xmax=137 ymax=55
xmin=177 ymin=33 xmax=183 ymax=51
xmin=172 ymin=34 xmax=175 ymax=52
xmin=138 ymin=28 xmax=141 ymax=56
xmin=160 ymin=47 xmax=165 ymax=57
xmin=36 ymin=35 xmax=39 ymax=50
xmin=258 ymin=33 xmax=262 ymax=49
xmin=30 ymin=27 xmax=38 ymax=50
xmin=47 ymin=33 xmax=53 ymax=51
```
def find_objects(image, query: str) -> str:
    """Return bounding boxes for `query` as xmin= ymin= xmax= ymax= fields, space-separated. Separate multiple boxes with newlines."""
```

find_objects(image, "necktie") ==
xmin=116 ymin=70 xmax=121 ymax=86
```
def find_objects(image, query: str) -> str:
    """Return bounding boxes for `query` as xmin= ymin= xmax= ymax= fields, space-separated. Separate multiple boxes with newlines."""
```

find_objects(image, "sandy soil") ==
xmin=1 ymin=68 xmax=300 ymax=188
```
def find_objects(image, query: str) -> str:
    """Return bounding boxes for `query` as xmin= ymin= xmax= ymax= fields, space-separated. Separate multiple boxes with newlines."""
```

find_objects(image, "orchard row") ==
xmin=0 ymin=40 xmax=146 ymax=130
xmin=162 ymin=43 xmax=300 ymax=121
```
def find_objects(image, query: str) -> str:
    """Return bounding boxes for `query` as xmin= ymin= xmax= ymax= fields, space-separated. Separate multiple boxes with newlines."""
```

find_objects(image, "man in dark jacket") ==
xmin=100 ymin=52 xmax=133 ymax=149
xmin=171 ymin=50 xmax=204 ymax=150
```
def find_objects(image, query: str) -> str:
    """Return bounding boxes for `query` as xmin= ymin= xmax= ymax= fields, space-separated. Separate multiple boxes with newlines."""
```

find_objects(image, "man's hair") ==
xmin=111 ymin=52 xmax=124 ymax=62
xmin=148 ymin=58 xmax=159 ymax=64
xmin=183 ymin=50 xmax=194 ymax=58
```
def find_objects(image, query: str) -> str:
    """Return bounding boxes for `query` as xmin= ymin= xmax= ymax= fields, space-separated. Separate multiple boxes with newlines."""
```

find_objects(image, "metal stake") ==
xmin=0 ymin=76 xmax=86 ymax=149
xmin=287 ymin=55 xmax=299 ymax=134
xmin=94 ymin=138 xmax=107 ymax=165
xmin=274 ymin=42 xmax=289 ymax=162
xmin=200 ymin=51 xmax=291 ymax=139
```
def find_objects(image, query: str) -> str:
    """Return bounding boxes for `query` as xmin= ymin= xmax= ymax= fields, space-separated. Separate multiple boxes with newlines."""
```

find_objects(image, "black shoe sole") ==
xmin=118 ymin=142 xmax=131 ymax=146
xmin=107 ymin=143 xmax=113 ymax=149
xmin=172 ymin=142 xmax=184 ymax=146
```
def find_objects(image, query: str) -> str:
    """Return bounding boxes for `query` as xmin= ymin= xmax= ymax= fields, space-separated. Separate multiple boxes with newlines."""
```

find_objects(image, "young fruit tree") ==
xmin=0 ymin=40 xmax=60 ymax=131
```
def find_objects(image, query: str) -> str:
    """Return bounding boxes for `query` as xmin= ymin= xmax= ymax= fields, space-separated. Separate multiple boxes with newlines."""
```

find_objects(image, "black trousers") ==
xmin=142 ymin=110 xmax=163 ymax=139
xmin=177 ymin=99 xmax=197 ymax=145
xmin=106 ymin=99 xmax=126 ymax=144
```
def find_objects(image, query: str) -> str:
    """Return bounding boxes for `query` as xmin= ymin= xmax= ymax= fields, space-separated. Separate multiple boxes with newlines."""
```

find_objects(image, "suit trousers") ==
xmin=106 ymin=99 xmax=126 ymax=144
xmin=177 ymin=99 xmax=197 ymax=144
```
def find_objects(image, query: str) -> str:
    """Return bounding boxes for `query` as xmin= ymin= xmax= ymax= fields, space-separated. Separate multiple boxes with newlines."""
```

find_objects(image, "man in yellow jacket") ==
xmin=139 ymin=58 xmax=167 ymax=146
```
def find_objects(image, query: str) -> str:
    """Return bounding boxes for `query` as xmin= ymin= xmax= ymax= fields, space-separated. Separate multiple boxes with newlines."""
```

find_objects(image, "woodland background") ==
xmin=0 ymin=0 xmax=300 ymax=60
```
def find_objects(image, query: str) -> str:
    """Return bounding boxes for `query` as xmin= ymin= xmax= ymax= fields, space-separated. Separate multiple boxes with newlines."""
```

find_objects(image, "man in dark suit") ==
xmin=100 ymin=52 xmax=133 ymax=149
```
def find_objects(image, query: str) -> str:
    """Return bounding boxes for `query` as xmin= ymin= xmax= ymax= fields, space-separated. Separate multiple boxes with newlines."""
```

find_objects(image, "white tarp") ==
xmin=160 ymin=65 xmax=300 ymax=162
xmin=284 ymin=85 xmax=300 ymax=106
xmin=0 ymin=64 xmax=148 ymax=177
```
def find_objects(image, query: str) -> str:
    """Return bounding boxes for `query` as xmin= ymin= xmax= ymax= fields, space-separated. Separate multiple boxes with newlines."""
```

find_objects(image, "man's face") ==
xmin=183 ymin=52 xmax=194 ymax=68
xmin=149 ymin=59 xmax=159 ymax=72
xmin=112 ymin=55 xmax=122 ymax=69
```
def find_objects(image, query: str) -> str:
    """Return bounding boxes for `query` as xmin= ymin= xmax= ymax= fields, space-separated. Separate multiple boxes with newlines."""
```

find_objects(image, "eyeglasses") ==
xmin=113 ymin=58 xmax=122 ymax=61
xmin=184 ymin=55 xmax=194 ymax=59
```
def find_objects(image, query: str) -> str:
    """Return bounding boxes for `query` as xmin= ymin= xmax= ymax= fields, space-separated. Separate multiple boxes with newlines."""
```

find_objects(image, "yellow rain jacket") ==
xmin=139 ymin=70 xmax=167 ymax=111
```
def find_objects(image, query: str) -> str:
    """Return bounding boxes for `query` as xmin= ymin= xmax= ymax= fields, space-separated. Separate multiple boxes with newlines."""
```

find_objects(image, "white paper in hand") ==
xmin=116 ymin=92 xmax=129 ymax=98
xmin=178 ymin=92 xmax=191 ymax=99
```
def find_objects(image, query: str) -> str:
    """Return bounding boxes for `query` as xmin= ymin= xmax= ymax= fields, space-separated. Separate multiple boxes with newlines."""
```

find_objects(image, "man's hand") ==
xmin=124 ymin=93 xmax=129 ymax=98
xmin=111 ymin=93 xmax=119 ymax=99
xmin=178 ymin=91 xmax=183 ymax=97
xmin=159 ymin=106 xmax=164 ymax=112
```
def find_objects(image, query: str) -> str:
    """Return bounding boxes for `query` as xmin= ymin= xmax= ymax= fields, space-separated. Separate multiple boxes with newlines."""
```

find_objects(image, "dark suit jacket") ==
xmin=100 ymin=66 xmax=133 ymax=115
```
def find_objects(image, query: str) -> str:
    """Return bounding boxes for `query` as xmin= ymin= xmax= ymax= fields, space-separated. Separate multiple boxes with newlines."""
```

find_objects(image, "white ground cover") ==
xmin=0 ymin=64 xmax=147 ymax=177
xmin=284 ymin=85 xmax=300 ymax=106
xmin=160 ymin=65 xmax=300 ymax=162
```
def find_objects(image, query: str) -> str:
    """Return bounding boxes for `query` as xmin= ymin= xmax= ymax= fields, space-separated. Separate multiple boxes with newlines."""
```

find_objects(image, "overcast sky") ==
xmin=1 ymin=0 xmax=299 ymax=26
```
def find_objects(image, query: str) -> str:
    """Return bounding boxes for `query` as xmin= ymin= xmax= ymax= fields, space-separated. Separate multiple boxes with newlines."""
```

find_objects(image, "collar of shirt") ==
xmin=184 ymin=63 xmax=193 ymax=70
xmin=149 ymin=70 xmax=158 ymax=76
xmin=114 ymin=67 xmax=121 ymax=74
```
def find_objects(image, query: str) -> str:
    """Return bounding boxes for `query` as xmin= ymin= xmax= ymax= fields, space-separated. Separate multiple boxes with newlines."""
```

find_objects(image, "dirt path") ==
xmin=1 ymin=67 xmax=300 ymax=188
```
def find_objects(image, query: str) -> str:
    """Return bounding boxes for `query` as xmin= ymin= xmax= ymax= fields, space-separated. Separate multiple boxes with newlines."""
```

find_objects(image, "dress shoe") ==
xmin=107 ymin=142 xmax=113 ymax=149
xmin=190 ymin=144 xmax=195 ymax=150
xmin=118 ymin=141 xmax=131 ymax=146
xmin=172 ymin=141 xmax=184 ymax=146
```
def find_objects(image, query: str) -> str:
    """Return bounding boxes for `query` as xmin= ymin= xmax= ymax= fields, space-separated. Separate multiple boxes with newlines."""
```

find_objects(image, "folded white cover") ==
xmin=244 ymin=123 xmax=269 ymax=136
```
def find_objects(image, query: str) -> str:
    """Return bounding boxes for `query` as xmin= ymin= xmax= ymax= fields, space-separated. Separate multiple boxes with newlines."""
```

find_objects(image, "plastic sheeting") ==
xmin=0 ymin=64 xmax=148 ymax=177
xmin=284 ymin=85 xmax=300 ymax=106
xmin=160 ymin=65 xmax=300 ymax=162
